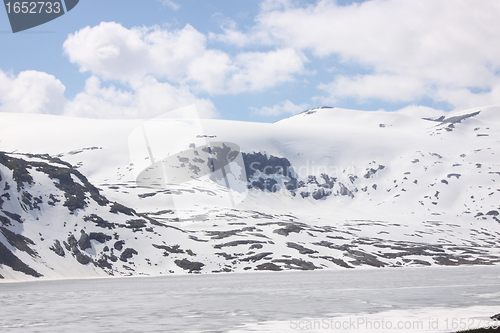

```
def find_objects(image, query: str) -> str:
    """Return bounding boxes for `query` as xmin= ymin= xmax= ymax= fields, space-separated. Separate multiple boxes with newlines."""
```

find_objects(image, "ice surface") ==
xmin=0 ymin=266 xmax=499 ymax=332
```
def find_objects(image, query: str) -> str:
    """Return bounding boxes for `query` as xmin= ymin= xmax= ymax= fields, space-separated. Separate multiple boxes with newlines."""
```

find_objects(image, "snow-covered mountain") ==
xmin=1 ymin=106 xmax=500 ymax=281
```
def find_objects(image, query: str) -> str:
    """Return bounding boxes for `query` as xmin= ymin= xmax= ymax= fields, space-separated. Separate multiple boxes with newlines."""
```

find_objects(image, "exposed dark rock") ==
xmin=242 ymin=152 xmax=294 ymax=180
xmin=0 ymin=152 xmax=34 ymax=190
xmin=272 ymin=258 xmax=319 ymax=270
xmin=255 ymin=262 xmax=282 ymax=271
xmin=2 ymin=211 xmax=22 ymax=223
xmin=120 ymin=248 xmax=138 ymax=262
xmin=0 ymin=242 xmax=42 ymax=277
xmin=364 ymin=165 xmax=385 ymax=178
xmin=447 ymin=173 xmax=461 ymax=179
xmin=433 ymin=256 xmax=459 ymax=266
xmin=78 ymin=230 xmax=91 ymax=250
xmin=320 ymin=174 xmax=336 ymax=188
xmin=1 ymin=227 xmax=37 ymax=257
xmin=202 ymin=143 xmax=239 ymax=180
xmin=249 ymin=178 xmax=278 ymax=192
xmin=430 ymin=153 xmax=443 ymax=159
xmin=338 ymin=183 xmax=354 ymax=198
xmin=312 ymin=187 xmax=328 ymax=200
xmin=31 ymin=161 xmax=109 ymax=212
xmin=273 ymin=223 xmax=303 ymax=236
xmin=114 ymin=240 xmax=125 ymax=251
xmin=300 ymin=106 xmax=333 ymax=116
xmin=21 ymin=191 xmax=37 ymax=211
xmin=214 ymin=240 xmax=266 ymax=249
xmin=188 ymin=235 xmax=209 ymax=242
xmin=412 ymin=259 xmax=431 ymax=266
xmin=205 ymin=227 xmax=256 ymax=239
xmin=286 ymin=242 xmax=318 ymax=255
xmin=96 ymin=257 xmax=113 ymax=269
xmin=241 ymin=252 xmax=273 ymax=262
xmin=89 ymin=232 xmax=112 ymax=243
xmin=125 ymin=219 xmax=147 ymax=229
xmin=378 ymin=247 xmax=436 ymax=258
xmin=84 ymin=214 xmax=116 ymax=229
xmin=312 ymin=240 xmax=352 ymax=251
xmin=174 ymin=258 xmax=204 ymax=273
xmin=215 ymin=252 xmax=237 ymax=260
xmin=320 ymin=256 xmax=353 ymax=268
xmin=307 ymin=175 xmax=318 ymax=184
xmin=110 ymin=202 xmax=135 ymax=216
xmin=47 ymin=194 xmax=60 ymax=206
xmin=486 ymin=210 xmax=499 ymax=216
xmin=284 ymin=178 xmax=298 ymax=191
xmin=49 ymin=240 xmax=65 ymax=257
xmin=138 ymin=192 xmax=160 ymax=199
xmin=242 ymin=152 xmax=299 ymax=193
xmin=65 ymin=234 xmax=92 ymax=265
xmin=346 ymin=249 xmax=387 ymax=267
xmin=152 ymin=244 xmax=185 ymax=254
xmin=75 ymin=251 xmax=91 ymax=265
xmin=0 ymin=214 xmax=11 ymax=226
xmin=424 ymin=115 xmax=446 ymax=122
xmin=249 ymin=243 xmax=263 ymax=250
xmin=433 ymin=254 xmax=494 ymax=266
xmin=440 ymin=111 xmax=480 ymax=124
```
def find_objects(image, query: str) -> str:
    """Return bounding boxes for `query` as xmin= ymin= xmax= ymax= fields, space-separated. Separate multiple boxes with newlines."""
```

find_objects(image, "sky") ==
xmin=1 ymin=0 xmax=500 ymax=122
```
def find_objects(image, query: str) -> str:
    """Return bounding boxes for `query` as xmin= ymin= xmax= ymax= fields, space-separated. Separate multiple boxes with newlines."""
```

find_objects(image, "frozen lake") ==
xmin=1 ymin=266 xmax=500 ymax=332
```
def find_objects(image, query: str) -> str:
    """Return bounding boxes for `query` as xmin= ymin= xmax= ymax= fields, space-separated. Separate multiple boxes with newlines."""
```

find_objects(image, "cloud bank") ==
xmin=214 ymin=0 xmax=500 ymax=110
xmin=2 ymin=0 xmax=500 ymax=119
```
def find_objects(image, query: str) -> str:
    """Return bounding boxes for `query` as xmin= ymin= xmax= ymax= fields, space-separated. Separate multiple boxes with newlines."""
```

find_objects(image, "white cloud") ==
xmin=434 ymin=84 xmax=500 ymax=110
xmin=0 ymin=70 xmax=216 ymax=119
xmin=0 ymin=70 xmax=66 ymax=114
xmin=9 ymin=1 xmax=500 ymax=120
xmin=250 ymin=100 xmax=308 ymax=116
xmin=63 ymin=22 xmax=206 ymax=82
xmin=157 ymin=0 xmax=180 ymax=11
xmin=318 ymin=74 xmax=427 ymax=104
xmin=65 ymin=76 xmax=217 ymax=119
xmin=259 ymin=0 xmax=294 ymax=12
xmin=395 ymin=105 xmax=446 ymax=119
xmin=212 ymin=0 xmax=500 ymax=109
xmin=229 ymin=49 xmax=305 ymax=93
xmin=63 ymin=22 xmax=306 ymax=95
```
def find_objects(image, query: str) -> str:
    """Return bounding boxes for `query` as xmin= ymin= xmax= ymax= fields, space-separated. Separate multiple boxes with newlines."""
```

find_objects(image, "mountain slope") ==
xmin=1 ymin=106 xmax=500 ymax=280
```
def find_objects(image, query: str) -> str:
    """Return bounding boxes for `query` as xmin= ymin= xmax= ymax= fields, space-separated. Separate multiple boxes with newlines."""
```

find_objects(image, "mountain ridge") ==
xmin=1 ymin=106 xmax=500 ymax=281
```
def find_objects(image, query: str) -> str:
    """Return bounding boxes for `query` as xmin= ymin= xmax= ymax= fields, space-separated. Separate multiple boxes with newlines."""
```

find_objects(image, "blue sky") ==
xmin=1 ymin=0 xmax=500 ymax=122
